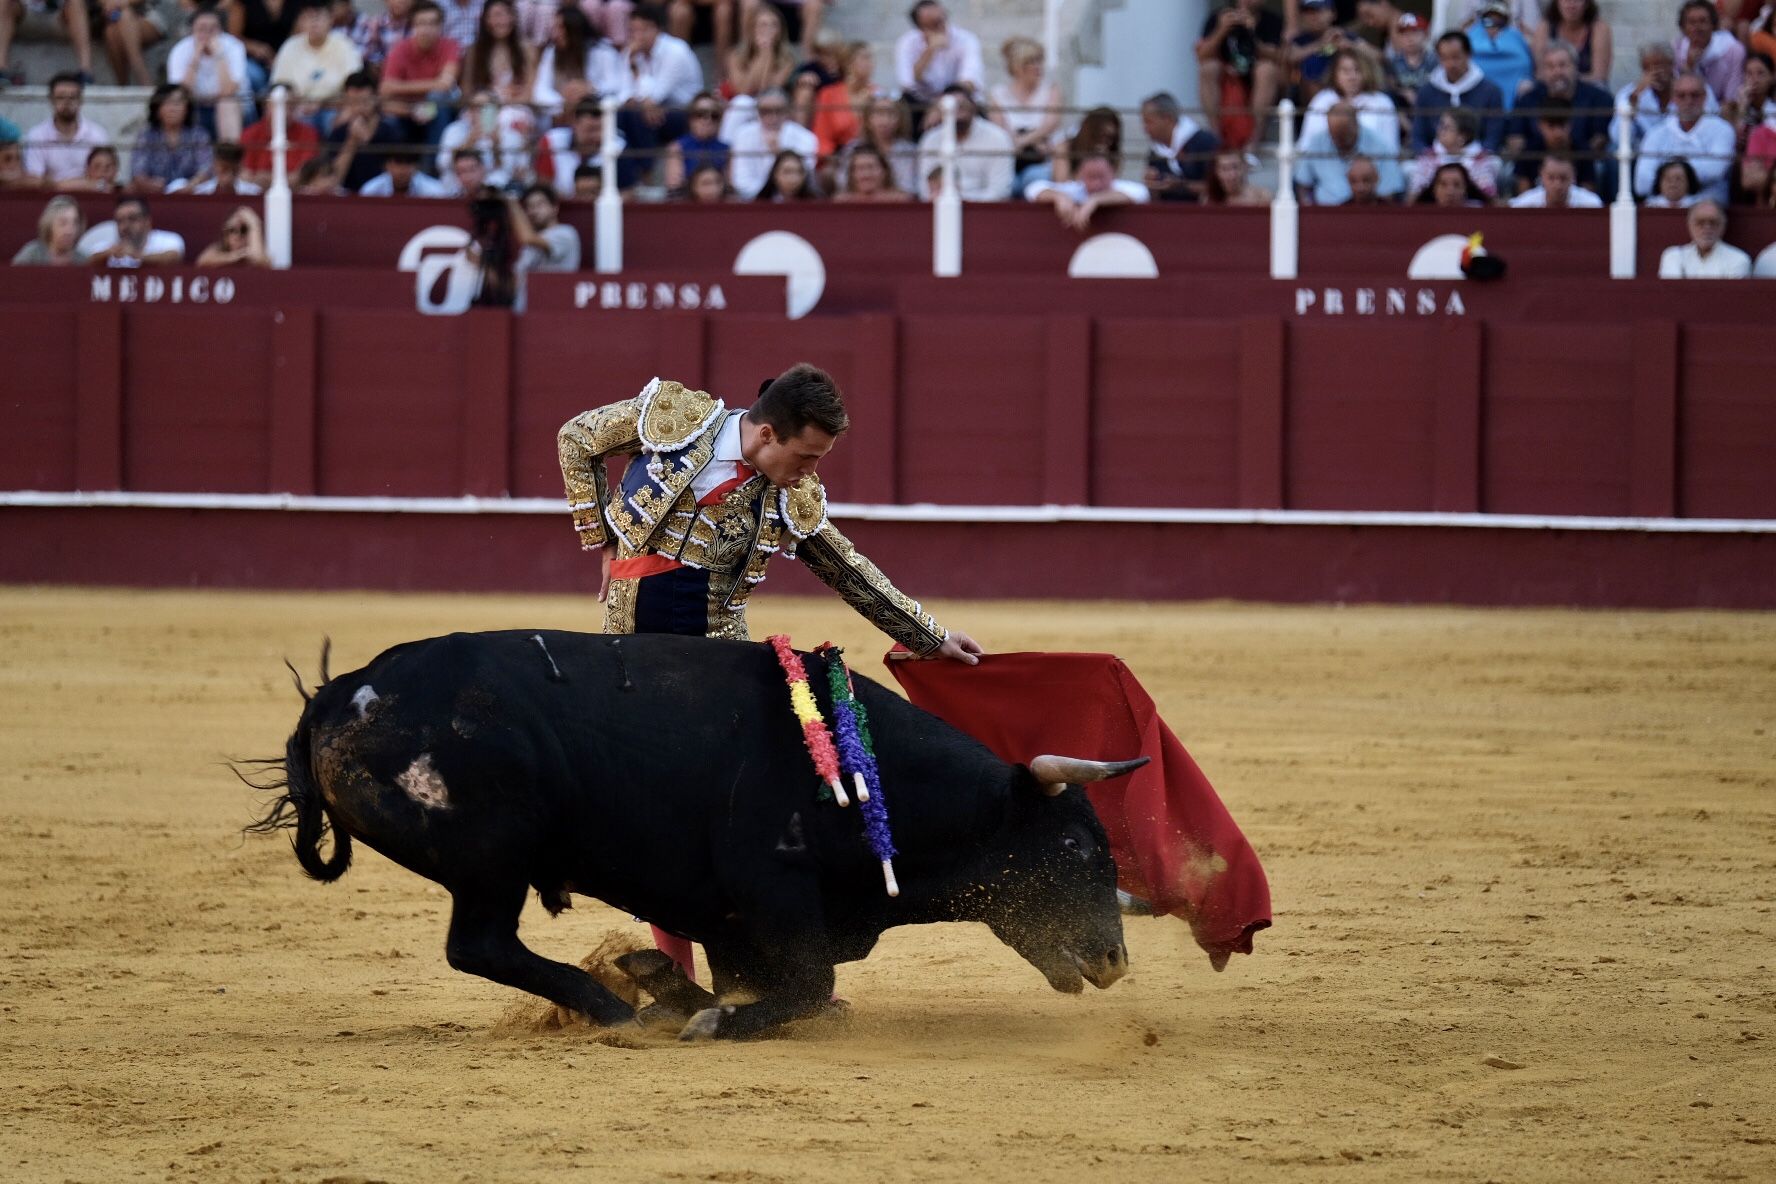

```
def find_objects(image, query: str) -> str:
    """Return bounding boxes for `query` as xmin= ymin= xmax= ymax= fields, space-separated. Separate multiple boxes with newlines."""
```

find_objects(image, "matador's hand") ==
xmin=934 ymin=631 xmax=983 ymax=665
xmin=597 ymin=544 xmax=615 ymax=602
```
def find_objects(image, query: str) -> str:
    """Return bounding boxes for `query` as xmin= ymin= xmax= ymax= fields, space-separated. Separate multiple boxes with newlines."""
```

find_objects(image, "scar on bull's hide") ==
xmin=608 ymin=637 xmax=634 ymax=691
xmin=396 ymin=753 xmax=451 ymax=810
xmin=351 ymin=684 xmax=380 ymax=719
xmin=775 ymin=811 xmax=807 ymax=855
xmin=530 ymin=634 xmax=567 ymax=683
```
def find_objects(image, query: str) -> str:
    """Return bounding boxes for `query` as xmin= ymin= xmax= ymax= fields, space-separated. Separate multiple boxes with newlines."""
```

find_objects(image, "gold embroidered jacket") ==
xmin=557 ymin=378 xmax=948 ymax=655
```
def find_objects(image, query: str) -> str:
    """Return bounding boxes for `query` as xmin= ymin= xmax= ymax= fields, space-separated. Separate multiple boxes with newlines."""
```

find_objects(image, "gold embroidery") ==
xmin=557 ymin=396 xmax=644 ymax=548
xmin=779 ymin=476 xmax=828 ymax=539
xmin=638 ymin=380 xmax=723 ymax=452
xmin=796 ymin=523 xmax=946 ymax=654
xmin=602 ymin=577 xmax=638 ymax=635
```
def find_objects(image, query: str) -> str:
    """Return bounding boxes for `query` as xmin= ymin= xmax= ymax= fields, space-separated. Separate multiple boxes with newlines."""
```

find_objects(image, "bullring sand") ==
xmin=1 ymin=587 xmax=1772 ymax=1182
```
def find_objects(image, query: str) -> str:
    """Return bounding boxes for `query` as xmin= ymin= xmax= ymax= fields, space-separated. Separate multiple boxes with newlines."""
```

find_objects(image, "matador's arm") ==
xmin=796 ymin=522 xmax=948 ymax=656
xmin=556 ymin=397 xmax=644 ymax=550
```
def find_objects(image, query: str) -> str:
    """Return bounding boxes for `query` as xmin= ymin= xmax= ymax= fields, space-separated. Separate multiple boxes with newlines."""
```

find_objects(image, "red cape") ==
xmin=887 ymin=651 xmax=1271 ymax=969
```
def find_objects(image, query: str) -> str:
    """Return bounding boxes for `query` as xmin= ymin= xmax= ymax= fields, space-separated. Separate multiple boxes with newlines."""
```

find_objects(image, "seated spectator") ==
xmin=1659 ymin=199 xmax=1750 ymax=276
xmin=1508 ymin=42 xmax=1611 ymax=174
xmin=1508 ymin=151 xmax=1601 ymax=205
xmin=1197 ymin=0 xmax=1281 ymax=149
xmin=240 ymin=102 xmax=322 ymax=188
xmin=351 ymin=0 xmax=414 ymax=70
xmin=1353 ymin=0 xmax=1404 ymax=52
xmin=1509 ymin=98 xmax=1593 ymax=195
xmin=724 ymin=0 xmax=792 ymax=97
xmin=664 ymin=92 xmax=727 ymax=192
xmin=437 ymin=0 xmax=480 ymax=48
xmin=294 ymin=155 xmax=338 ymax=192
xmin=1025 ymin=151 xmax=1148 ymax=231
xmin=1454 ymin=0 xmax=1541 ymax=34
xmin=542 ymin=94 xmax=631 ymax=196
xmin=196 ymin=204 xmax=270 ymax=265
xmin=228 ymin=0 xmax=301 ymax=93
xmin=682 ymin=162 xmax=728 ymax=201
xmin=1409 ymin=108 xmax=1499 ymax=199
xmin=178 ymin=140 xmax=263 ymax=193
xmin=1140 ymin=90 xmax=1219 ymax=203
xmin=131 ymin=84 xmax=215 ymax=194
xmin=665 ymin=0 xmax=734 ymax=67
xmin=762 ymin=0 xmax=824 ymax=55
xmin=1635 ymin=75 xmax=1735 ymax=203
xmin=78 ymin=196 xmax=186 ymax=265
xmin=832 ymin=144 xmax=911 ymax=203
xmin=360 ymin=144 xmax=451 ymax=195
xmin=753 ymin=147 xmax=819 ymax=201
xmin=1530 ymin=0 xmax=1610 ymax=86
xmin=1753 ymin=4 xmax=1776 ymax=64
xmin=64 ymin=144 xmax=121 ymax=192
xmin=168 ymin=6 xmax=252 ymax=142
xmin=441 ymin=144 xmax=503 ymax=196
xmin=1344 ymin=154 xmax=1389 ymax=203
xmin=1466 ymin=0 xmax=1534 ymax=109
xmin=533 ymin=5 xmax=620 ymax=115
xmin=1617 ymin=42 xmax=1720 ymax=142
xmin=990 ymin=36 xmax=1061 ymax=190
xmin=381 ymin=0 xmax=462 ymax=148
xmin=1301 ymin=48 xmax=1401 ymax=153
xmin=813 ymin=43 xmax=875 ymax=160
xmin=437 ymin=91 xmax=532 ymax=183
xmin=11 ymin=195 xmax=86 ymax=265
xmin=1739 ymin=124 xmax=1776 ymax=205
xmin=1725 ymin=52 xmax=1776 ymax=155
xmin=1298 ymin=100 xmax=1405 ymax=204
xmin=325 ymin=71 xmax=409 ymax=191
xmin=730 ymin=87 xmax=817 ymax=199
xmin=0 ymin=0 xmax=95 ymax=86
xmin=916 ymin=84 xmax=1014 ymax=200
xmin=1205 ymin=148 xmax=1272 ymax=204
xmin=615 ymin=2 xmax=704 ymax=176
xmin=1383 ymin=12 xmax=1432 ymax=110
xmin=0 ymin=129 xmax=23 ymax=190
xmin=1053 ymin=104 xmax=1122 ymax=184
xmin=22 ymin=72 xmax=110 ymax=186
xmin=1288 ymin=0 xmax=1364 ymax=101
xmin=1414 ymin=160 xmax=1488 ymax=205
xmin=461 ymin=0 xmax=535 ymax=105
xmin=518 ymin=0 xmax=630 ymax=51
xmin=1673 ymin=0 xmax=1743 ymax=104
xmin=1644 ymin=158 xmax=1700 ymax=208
xmin=272 ymin=0 xmax=363 ymax=123
xmin=788 ymin=68 xmax=820 ymax=137
xmin=514 ymin=183 xmax=579 ymax=269
xmin=833 ymin=93 xmax=920 ymax=196
xmin=98 ymin=0 xmax=170 ymax=87
xmin=1412 ymin=31 xmax=1505 ymax=150
xmin=896 ymin=1 xmax=985 ymax=122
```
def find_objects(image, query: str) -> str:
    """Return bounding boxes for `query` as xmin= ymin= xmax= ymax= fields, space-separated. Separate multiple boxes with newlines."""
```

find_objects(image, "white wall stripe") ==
xmin=3 ymin=489 xmax=1775 ymax=534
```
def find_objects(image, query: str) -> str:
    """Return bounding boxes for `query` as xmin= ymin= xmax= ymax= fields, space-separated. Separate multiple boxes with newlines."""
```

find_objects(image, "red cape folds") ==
xmin=886 ymin=651 xmax=1271 ymax=969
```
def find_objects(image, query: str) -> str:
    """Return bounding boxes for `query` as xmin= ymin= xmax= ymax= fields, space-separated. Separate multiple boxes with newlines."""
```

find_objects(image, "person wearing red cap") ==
xmin=1384 ymin=10 xmax=1433 ymax=108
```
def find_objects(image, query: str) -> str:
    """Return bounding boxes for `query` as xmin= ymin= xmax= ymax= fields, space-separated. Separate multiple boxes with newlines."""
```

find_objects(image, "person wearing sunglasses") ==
xmin=196 ymin=204 xmax=270 ymax=267
xmin=663 ymin=91 xmax=728 ymax=192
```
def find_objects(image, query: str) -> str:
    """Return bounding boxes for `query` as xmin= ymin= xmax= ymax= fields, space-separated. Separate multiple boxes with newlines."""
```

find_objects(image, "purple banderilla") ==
xmin=823 ymin=649 xmax=899 ymax=897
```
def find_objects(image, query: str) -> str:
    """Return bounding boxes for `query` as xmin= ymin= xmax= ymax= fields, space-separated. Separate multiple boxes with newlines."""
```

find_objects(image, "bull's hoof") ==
xmin=636 ymin=1002 xmax=691 ymax=1032
xmin=678 ymin=1005 xmax=733 ymax=1042
xmin=614 ymin=949 xmax=678 ymax=981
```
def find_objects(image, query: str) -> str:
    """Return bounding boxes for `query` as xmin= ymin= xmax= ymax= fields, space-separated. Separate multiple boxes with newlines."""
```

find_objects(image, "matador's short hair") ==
xmin=753 ymin=364 xmax=850 ymax=440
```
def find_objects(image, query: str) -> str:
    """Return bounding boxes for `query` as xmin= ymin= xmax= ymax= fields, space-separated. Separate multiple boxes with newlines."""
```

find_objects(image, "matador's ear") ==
xmin=758 ymin=377 xmax=775 ymax=398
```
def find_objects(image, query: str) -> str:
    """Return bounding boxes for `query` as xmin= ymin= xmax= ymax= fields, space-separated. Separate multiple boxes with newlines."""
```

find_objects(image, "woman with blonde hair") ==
xmin=196 ymin=205 xmax=270 ymax=267
xmin=724 ymin=1 xmax=794 ymax=97
xmin=812 ymin=41 xmax=874 ymax=157
xmin=1299 ymin=48 xmax=1399 ymax=153
xmin=989 ymin=35 xmax=1061 ymax=186
xmin=834 ymin=91 xmax=920 ymax=195
xmin=12 ymin=196 xmax=88 ymax=266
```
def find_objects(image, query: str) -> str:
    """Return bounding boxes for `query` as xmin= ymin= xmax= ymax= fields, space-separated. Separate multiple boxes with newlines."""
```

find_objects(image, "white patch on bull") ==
xmin=351 ymin=685 xmax=380 ymax=719
xmin=396 ymin=753 xmax=451 ymax=810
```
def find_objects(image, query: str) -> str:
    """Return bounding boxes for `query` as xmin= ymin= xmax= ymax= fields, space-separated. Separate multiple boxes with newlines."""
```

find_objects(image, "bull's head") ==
xmin=984 ymin=755 xmax=1148 ymax=994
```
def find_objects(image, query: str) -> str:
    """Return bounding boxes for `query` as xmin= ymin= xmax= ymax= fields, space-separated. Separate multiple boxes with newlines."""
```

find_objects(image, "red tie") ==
xmin=698 ymin=461 xmax=757 ymax=506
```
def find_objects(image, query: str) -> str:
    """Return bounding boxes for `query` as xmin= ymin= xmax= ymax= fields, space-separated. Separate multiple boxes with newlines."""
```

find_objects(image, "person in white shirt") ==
xmin=21 ymin=71 xmax=111 ymax=185
xmin=359 ymin=152 xmax=452 ymax=195
xmin=166 ymin=7 xmax=253 ymax=142
xmin=1616 ymin=41 xmax=1719 ymax=141
xmin=531 ymin=4 xmax=622 ymax=115
xmin=619 ymin=3 xmax=703 ymax=108
xmin=272 ymin=0 xmax=364 ymax=110
xmin=916 ymin=84 xmax=1014 ymax=200
xmin=1025 ymin=153 xmax=1148 ymax=230
xmin=436 ymin=92 xmax=532 ymax=179
xmin=728 ymin=88 xmax=816 ymax=198
xmin=1508 ymin=154 xmax=1602 ymax=207
xmin=1634 ymin=73 xmax=1736 ymax=204
xmin=1658 ymin=199 xmax=1752 ymax=278
xmin=77 ymin=197 xmax=186 ymax=266
xmin=895 ymin=1 xmax=984 ymax=108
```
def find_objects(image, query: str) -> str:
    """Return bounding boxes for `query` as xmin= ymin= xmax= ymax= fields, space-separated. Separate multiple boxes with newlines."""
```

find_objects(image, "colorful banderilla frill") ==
xmin=821 ymin=647 xmax=899 ymax=897
xmin=768 ymin=634 xmax=847 ymax=806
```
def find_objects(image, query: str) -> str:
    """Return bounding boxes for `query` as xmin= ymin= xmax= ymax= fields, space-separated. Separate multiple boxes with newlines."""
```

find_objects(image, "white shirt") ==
xmin=1633 ymin=114 xmax=1736 ymax=203
xmin=22 ymin=115 xmax=111 ymax=183
xmin=729 ymin=119 xmax=818 ymax=199
xmin=544 ymin=124 xmax=627 ymax=198
xmin=618 ymin=33 xmax=703 ymax=107
xmin=894 ymin=24 xmax=985 ymax=100
xmin=689 ymin=412 xmax=753 ymax=501
xmin=917 ymin=117 xmax=1015 ymax=201
xmin=166 ymin=34 xmax=252 ymax=102
xmin=76 ymin=222 xmax=187 ymax=263
xmin=1615 ymin=81 xmax=1720 ymax=140
xmin=436 ymin=110 xmax=533 ymax=179
xmin=1658 ymin=241 xmax=1752 ymax=279
xmin=175 ymin=176 xmax=265 ymax=195
xmin=1301 ymin=89 xmax=1401 ymax=154
xmin=1024 ymin=178 xmax=1150 ymax=203
xmin=1509 ymin=184 xmax=1603 ymax=207
xmin=532 ymin=43 xmax=623 ymax=113
xmin=271 ymin=32 xmax=364 ymax=101
xmin=359 ymin=170 xmax=452 ymax=196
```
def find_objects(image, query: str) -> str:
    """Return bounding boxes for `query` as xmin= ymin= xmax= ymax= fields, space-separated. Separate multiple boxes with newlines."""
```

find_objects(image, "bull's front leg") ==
xmin=679 ymin=937 xmax=837 ymax=1041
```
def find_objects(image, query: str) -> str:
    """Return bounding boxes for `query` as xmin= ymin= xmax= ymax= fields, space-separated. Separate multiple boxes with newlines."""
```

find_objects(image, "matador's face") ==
xmin=748 ymin=425 xmax=837 ymax=488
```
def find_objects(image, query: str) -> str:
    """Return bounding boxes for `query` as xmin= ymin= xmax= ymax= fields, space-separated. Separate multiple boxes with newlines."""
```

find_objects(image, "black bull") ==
xmin=250 ymin=631 xmax=1147 ymax=1040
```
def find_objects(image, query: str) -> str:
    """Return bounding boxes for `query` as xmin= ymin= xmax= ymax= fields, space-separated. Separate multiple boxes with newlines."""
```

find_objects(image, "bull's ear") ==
xmin=1028 ymin=755 xmax=1150 ymax=796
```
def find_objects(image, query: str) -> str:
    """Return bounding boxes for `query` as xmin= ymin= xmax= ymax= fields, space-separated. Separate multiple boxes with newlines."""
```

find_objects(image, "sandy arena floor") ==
xmin=1 ymin=586 xmax=1772 ymax=1183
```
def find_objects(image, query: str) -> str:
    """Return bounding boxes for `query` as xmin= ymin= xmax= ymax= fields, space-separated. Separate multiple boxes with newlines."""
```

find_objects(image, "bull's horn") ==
xmin=1028 ymin=755 xmax=1151 ymax=795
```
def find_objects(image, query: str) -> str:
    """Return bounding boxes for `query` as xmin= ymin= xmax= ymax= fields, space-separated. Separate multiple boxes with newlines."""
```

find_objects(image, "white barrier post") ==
xmin=595 ymin=95 xmax=622 ymax=273
xmin=1609 ymin=96 xmax=1636 ymax=279
xmin=265 ymin=86 xmax=292 ymax=269
xmin=1270 ymin=97 xmax=1298 ymax=281
xmin=933 ymin=94 xmax=962 ymax=277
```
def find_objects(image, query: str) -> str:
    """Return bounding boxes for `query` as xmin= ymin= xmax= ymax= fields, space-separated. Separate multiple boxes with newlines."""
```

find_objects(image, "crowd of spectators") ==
xmin=3 ymin=0 xmax=1774 ymax=274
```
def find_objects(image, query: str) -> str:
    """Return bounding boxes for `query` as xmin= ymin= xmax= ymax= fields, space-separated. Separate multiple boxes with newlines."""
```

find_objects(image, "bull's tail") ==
xmin=238 ymin=652 xmax=353 ymax=882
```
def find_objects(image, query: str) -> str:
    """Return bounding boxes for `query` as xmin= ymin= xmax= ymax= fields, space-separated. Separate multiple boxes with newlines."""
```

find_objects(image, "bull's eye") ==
xmin=1062 ymin=836 xmax=1083 ymax=856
